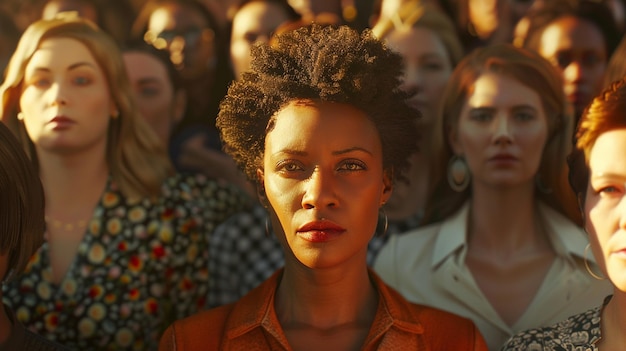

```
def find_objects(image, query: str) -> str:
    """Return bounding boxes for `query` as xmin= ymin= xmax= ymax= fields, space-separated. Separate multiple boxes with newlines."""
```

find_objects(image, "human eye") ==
xmin=598 ymin=186 xmax=622 ymax=195
xmin=72 ymin=75 xmax=92 ymax=86
xmin=514 ymin=109 xmax=536 ymax=121
xmin=592 ymin=181 xmax=624 ymax=197
xmin=243 ymin=32 xmax=258 ymax=44
xmin=337 ymin=159 xmax=367 ymax=172
xmin=582 ymin=53 xmax=602 ymax=68
xmin=421 ymin=59 xmax=443 ymax=72
xmin=275 ymin=159 xmax=304 ymax=173
xmin=554 ymin=52 xmax=572 ymax=69
xmin=468 ymin=108 xmax=492 ymax=122
xmin=139 ymin=84 xmax=161 ymax=98
xmin=25 ymin=74 xmax=50 ymax=88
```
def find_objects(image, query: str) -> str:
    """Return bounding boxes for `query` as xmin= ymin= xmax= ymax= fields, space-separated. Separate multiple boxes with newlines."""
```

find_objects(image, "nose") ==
xmin=563 ymin=61 xmax=584 ymax=84
xmin=401 ymin=63 xmax=422 ymax=94
xmin=301 ymin=167 xmax=337 ymax=210
xmin=492 ymin=114 xmax=512 ymax=144
xmin=48 ymin=82 xmax=67 ymax=106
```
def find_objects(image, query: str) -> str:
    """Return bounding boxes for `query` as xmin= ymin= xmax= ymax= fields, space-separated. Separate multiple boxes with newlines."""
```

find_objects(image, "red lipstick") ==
xmin=297 ymin=220 xmax=346 ymax=243
xmin=48 ymin=116 xmax=76 ymax=130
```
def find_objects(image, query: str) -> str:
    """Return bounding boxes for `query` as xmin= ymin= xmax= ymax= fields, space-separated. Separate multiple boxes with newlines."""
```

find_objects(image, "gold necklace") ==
xmin=45 ymin=216 xmax=88 ymax=231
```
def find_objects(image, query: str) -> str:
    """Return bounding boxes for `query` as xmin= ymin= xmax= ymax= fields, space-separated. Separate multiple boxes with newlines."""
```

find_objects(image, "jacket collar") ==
xmin=432 ymin=201 xmax=590 ymax=268
xmin=223 ymin=268 xmax=424 ymax=348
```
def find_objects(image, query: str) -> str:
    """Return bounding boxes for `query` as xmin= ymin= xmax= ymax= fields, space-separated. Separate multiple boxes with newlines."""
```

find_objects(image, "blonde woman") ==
xmin=0 ymin=16 xmax=249 ymax=350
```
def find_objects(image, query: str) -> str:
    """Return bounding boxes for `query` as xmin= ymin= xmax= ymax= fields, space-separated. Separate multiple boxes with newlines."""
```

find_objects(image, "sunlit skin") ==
xmin=451 ymin=72 xmax=548 ymax=190
xmin=584 ymin=128 xmax=626 ymax=349
xmin=19 ymin=37 xmax=115 ymax=156
xmin=585 ymin=129 xmax=626 ymax=291
xmin=123 ymin=51 xmax=184 ymax=146
xmin=538 ymin=16 xmax=607 ymax=118
xmin=259 ymin=100 xmax=392 ymax=270
xmin=230 ymin=1 xmax=293 ymax=78
xmin=147 ymin=3 xmax=215 ymax=79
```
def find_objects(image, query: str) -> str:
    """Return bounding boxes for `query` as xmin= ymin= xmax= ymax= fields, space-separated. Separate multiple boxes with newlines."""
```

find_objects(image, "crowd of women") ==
xmin=1 ymin=0 xmax=626 ymax=350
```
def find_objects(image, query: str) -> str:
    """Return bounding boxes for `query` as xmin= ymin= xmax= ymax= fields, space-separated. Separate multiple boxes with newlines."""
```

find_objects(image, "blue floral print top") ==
xmin=2 ymin=173 xmax=250 ymax=350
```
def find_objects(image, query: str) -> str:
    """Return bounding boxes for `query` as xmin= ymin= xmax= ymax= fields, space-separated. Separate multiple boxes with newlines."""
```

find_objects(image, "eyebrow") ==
xmin=274 ymin=146 xmax=374 ymax=157
xmin=468 ymin=104 xmax=538 ymax=111
xmin=591 ymin=172 xmax=626 ymax=180
xmin=29 ymin=62 xmax=96 ymax=73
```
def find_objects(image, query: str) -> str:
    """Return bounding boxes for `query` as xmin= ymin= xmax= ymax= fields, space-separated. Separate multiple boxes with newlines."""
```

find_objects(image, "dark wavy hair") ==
xmin=217 ymin=24 xmax=419 ymax=183
xmin=568 ymin=78 xmax=626 ymax=205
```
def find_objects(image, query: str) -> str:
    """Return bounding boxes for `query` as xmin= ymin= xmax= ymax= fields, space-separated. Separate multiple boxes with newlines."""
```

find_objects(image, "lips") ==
xmin=48 ymin=116 xmax=76 ymax=130
xmin=297 ymin=220 xmax=346 ymax=243
xmin=489 ymin=153 xmax=517 ymax=161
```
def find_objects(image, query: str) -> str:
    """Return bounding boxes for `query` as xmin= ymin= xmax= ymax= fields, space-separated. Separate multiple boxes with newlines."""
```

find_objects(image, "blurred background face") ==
xmin=537 ymin=16 xmax=607 ymax=118
xmin=230 ymin=1 xmax=293 ymax=78
xmin=452 ymin=73 xmax=548 ymax=189
xmin=584 ymin=128 xmax=626 ymax=291
xmin=384 ymin=26 xmax=452 ymax=126
xmin=123 ymin=51 xmax=182 ymax=145
xmin=469 ymin=0 xmax=535 ymax=40
xmin=146 ymin=3 xmax=216 ymax=80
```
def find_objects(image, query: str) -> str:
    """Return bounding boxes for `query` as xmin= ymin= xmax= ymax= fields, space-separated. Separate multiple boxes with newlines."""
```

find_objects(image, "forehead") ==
xmin=539 ymin=16 xmax=606 ymax=55
xmin=27 ymin=37 xmax=98 ymax=69
xmin=148 ymin=4 xmax=209 ymax=31
xmin=589 ymin=128 xmax=626 ymax=173
xmin=465 ymin=72 xmax=542 ymax=108
xmin=267 ymin=100 xmax=380 ymax=149
xmin=385 ymin=27 xmax=449 ymax=60
xmin=123 ymin=51 xmax=169 ymax=82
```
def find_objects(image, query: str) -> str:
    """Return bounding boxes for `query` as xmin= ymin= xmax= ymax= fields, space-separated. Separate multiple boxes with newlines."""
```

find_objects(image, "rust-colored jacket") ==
xmin=159 ymin=269 xmax=488 ymax=350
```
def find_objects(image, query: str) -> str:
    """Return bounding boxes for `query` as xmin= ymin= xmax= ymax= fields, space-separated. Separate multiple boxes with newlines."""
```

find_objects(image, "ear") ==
xmin=172 ymin=90 xmax=187 ymax=125
xmin=256 ymin=168 xmax=269 ymax=207
xmin=381 ymin=169 xmax=393 ymax=206
xmin=110 ymin=102 xmax=119 ymax=118
xmin=447 ymin=125 xmax=463 ymax=155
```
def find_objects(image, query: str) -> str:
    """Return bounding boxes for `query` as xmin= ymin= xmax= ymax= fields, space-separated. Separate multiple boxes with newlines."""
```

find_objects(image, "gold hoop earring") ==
xmin=265 ymin=217 xmax=271 ymax=238
xmin=584 ymin=243 xmax=605 ymax=280
xmin=378 ymin=208 xmax=388 ymax=237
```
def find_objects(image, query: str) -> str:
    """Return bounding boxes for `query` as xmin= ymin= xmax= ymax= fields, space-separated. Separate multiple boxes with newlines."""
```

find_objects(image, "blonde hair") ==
xmin=0 ymin=16 xmax=173 ymax=200
xmin=0 ymin=122 xmax=44 ymax=283
xmin=425 ymin=44 xmax=579 ymax=224
xmin=372 ymin=2 xmax=464 ymax=67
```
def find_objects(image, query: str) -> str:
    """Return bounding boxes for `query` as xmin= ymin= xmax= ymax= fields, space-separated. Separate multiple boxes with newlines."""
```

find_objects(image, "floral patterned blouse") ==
xmin=501 ymin=295 xmax=611 ymax=351
xmin=2 ymin=173 xmax=250 ymax=351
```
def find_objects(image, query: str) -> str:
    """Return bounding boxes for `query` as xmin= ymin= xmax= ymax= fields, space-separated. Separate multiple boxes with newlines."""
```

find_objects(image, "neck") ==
xmin=601 ymin=291 xmax=626 ymax=348
xmin=275 ymin=260 xmax=378 ymax=330
xmin=468 ymin=182 xmax=549 ymax=256
xmin=37 ymin=147 xmax=109 ymax=214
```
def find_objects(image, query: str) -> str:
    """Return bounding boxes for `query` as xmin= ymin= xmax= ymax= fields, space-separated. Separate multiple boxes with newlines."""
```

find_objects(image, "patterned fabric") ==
xmin=207 ymin=204 xmax=422 ymax=308
xmin=1 ymin=304 xmax=70 ymax=351
xmin=501 ymin=296 xmax=610 ymax=351
xmin=2 ymin=173 xmax=250 ymax=351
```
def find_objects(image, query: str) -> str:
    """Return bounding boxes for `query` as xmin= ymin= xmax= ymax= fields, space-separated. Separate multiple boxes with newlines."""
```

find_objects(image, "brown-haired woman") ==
xmin=375 ymin=44 xmax=611 ymax=350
